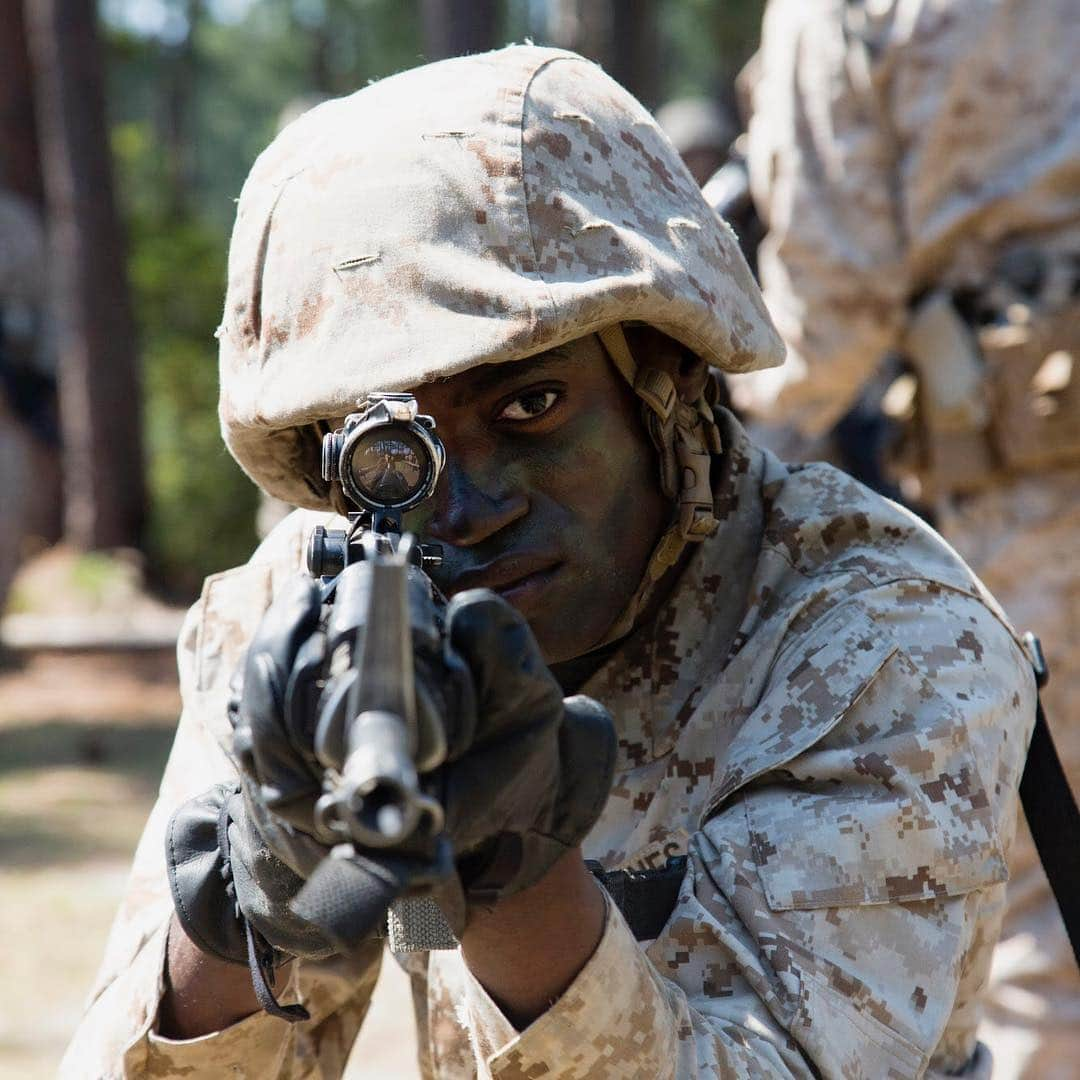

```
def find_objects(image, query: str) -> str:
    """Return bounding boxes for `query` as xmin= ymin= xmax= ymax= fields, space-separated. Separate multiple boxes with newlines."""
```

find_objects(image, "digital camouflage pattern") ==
xmin=744 ymin=4 xmax=1080 ymax=1072
xmin=216 ymin=45 xmax=782 ymax=510
xmin=63 ymin=412 xmax=1035 ymax=1078
xmin=744 ymin=0 xmax=1080 ymax=437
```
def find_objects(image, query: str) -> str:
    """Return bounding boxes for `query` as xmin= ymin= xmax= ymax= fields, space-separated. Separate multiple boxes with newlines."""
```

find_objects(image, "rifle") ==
xmin=290 ymin=392 xmax=462 ymax=952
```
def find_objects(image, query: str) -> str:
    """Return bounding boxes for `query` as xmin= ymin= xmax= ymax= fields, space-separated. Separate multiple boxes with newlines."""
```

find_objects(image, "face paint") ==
xmin=405 ymin=334 xmax=669 ymax=665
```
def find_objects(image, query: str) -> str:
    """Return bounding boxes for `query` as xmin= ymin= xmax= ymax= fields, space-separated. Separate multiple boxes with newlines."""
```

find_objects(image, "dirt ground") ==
xmin=0 ymin=647 xmax=420 ymax=1078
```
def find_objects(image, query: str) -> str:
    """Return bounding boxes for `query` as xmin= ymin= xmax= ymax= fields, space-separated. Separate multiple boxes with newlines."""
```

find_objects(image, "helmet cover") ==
xmin=218 ymin=45 xmax=784 ymax=508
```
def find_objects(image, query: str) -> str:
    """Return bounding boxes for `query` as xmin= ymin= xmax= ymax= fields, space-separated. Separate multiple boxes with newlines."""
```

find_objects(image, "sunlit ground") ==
xmin=0 ymin=648 xmax=418 ymax=1078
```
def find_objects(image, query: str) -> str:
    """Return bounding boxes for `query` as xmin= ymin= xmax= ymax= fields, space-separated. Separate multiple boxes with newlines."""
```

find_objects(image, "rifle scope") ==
xmin=307 ymin=393 xmax=445 ymax=579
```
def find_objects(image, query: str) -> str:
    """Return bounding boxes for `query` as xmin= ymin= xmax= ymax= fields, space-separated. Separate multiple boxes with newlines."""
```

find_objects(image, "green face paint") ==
xmin=405 ymin=334 xmax=668 ymax=665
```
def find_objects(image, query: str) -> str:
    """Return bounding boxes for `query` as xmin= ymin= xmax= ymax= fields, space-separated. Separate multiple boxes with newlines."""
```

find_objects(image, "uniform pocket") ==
xmin=744 ymin=648 xmax=1008 ymax=912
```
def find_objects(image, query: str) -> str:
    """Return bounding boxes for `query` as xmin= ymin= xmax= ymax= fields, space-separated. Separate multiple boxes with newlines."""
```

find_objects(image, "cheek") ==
xmin=596 ymin=436 xmax=667 ymax=561
xmin=544 ymin=415 xmax=667 ymax=567
xmin=402 ymin=503 xmax=433 ymax=535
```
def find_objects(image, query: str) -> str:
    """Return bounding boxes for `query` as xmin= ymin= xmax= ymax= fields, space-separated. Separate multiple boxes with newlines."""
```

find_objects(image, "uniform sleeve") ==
xmin=455 ymin=585 xmax=1035 ymax=1078
xmin=745 ymin=0 xmax=908 ymax=436
xmin=60 ymin=537 xmax=383 ymax=1079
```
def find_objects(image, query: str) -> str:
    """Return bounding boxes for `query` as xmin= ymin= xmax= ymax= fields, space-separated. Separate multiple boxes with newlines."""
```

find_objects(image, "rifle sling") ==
xmin=1019 ymin=695 xmax=1080 ymax=971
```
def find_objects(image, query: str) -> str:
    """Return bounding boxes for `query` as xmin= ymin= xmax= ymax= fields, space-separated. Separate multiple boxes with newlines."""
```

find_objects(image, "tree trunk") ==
xmin=163 ymin=0 xmax=201 ymax=221
xmin=25 ymin=0 xmax=145 ymax=550
xmin=607 ymin=0 xmax=660 ymax=110
xmin=0 ymin=0 xmax=43 ymax=206
xmin=421 ymin=0 xmax=498 ymax=60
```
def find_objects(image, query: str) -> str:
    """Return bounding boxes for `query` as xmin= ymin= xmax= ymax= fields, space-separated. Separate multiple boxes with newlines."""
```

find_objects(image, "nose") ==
xmin=427 ymin=459 xmax=528 ymax=547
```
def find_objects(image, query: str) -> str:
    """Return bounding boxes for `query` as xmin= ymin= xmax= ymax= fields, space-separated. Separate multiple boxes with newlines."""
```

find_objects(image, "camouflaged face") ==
xmin=218 ymin=45 xmax=783 ymax=506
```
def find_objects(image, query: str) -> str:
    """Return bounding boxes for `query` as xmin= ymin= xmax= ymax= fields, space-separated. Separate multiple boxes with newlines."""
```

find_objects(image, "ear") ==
xmin=622 ymin=325 xmax=709 ymax=404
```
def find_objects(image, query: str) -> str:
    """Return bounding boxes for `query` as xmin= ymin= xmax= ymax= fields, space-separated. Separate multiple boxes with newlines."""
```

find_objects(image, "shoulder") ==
xmin=707 ymin=463 xmax=1036 ymax=825
xmin=760 ymin=454 xmax=1001 ymax=610
xmin=755 ymin=479 xmax=1034 ymax=781
xmin=177 ymin=508 xmax=344 ymax=698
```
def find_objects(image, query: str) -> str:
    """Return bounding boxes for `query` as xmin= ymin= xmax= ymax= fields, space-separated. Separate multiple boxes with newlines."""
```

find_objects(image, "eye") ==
xmin=496 ymin=389 xmax=560 ymax=422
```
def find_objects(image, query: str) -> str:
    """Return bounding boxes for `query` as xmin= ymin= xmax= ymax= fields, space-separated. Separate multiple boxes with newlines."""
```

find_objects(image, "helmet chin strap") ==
xmin=594 ymin=324 xmax=723 ymax=649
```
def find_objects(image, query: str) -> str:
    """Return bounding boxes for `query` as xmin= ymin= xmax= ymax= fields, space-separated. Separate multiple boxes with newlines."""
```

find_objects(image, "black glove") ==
xmin=433 ymin=588 xmax=617 ymax=904
xmin=291 ymin=585 xmax=617 ymax=949
xmin=166 ymin=779 xmax=327 ymax=1021
xmin=167 ymin=571 xmax=616 ymax=1013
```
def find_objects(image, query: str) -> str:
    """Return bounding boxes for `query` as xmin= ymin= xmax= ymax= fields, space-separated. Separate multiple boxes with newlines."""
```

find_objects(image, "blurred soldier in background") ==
xmin=0 ymin=188 xmax=56 ymax=628
xmin=745 ymin=2 xmax=1080 ymax=1074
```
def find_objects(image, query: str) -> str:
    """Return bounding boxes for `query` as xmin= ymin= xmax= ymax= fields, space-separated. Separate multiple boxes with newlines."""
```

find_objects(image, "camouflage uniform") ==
xmin=745 ymin=0 xmax=1080 ymax=438
xmin=65 ymin=44 xmax=1039 ymax=1077
xmin=745 ymin=5 xmax=1080 ymax=1073
xmin=64 ymin=410 xmax=1035 ymax=1078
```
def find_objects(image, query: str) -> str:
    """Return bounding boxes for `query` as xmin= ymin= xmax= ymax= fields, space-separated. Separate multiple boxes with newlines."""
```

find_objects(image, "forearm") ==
xmin=460 ymin=846 xmax=605 ymax=1030
xmin=158 ymin=913 xmax=272 ymax=1038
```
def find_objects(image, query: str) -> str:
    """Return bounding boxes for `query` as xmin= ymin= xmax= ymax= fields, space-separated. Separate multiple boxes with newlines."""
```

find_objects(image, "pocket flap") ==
xmin=745 ymin=649 xmax=1008 ymax=911
xmin=706 ymin=608 xmax=899 ymax=816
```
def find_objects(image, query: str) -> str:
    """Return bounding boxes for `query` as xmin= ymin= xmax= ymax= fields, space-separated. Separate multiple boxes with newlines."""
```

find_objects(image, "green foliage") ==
xmin=659 ymin=0 xmax=765 ymax=102
xmin=112 ymin=118 xmax=257 ymax=597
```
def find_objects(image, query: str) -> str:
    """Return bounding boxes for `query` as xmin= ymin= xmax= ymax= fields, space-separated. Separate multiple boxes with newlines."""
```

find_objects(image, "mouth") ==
xmin=448 ymin=552 xmax=564 ymax=608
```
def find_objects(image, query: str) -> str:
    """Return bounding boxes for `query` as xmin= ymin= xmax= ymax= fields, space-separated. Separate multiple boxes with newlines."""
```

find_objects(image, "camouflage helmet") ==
xmin=219 ymin=47 xmax=784 ymax=638
xmin=219 ymin=45 xmax=783 ymax=506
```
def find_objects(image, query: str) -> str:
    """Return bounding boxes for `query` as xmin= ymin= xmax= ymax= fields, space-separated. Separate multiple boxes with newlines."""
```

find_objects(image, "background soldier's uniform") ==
xmin=746 ymin=4 xmax=1080 ymax=1071
xmin=65 ymin=412 xmax=1035 ymax=1078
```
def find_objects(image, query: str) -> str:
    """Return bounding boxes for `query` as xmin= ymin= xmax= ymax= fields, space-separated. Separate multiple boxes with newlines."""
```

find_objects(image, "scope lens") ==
xmin=347 ymin=426 xmax=427 ymax=507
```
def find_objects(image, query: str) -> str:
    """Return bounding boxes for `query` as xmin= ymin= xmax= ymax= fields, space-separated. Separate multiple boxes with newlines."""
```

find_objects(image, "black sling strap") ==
xmin=1018 ymin=634 xmax=1080 ymax=971
xmin=592 ymin=632 xmax=1080 ymax=972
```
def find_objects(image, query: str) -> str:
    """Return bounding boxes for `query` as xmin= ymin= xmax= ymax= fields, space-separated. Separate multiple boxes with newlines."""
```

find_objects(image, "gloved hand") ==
xmin=167 ymin=575 xmax=420 ymax=956
xmin=433 ymin=587 xmax=617 ymax=905
xmin=167 ymin=569 xmax=616 ymax=1009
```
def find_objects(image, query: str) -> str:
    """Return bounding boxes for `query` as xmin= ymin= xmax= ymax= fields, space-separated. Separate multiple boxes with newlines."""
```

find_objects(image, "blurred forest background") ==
xmin=1 ymin=5 xmax=765 ymax=1075
xmin=3 ymin=0 xmax=766 ymax=605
